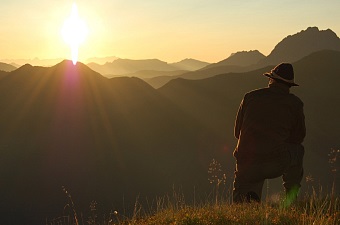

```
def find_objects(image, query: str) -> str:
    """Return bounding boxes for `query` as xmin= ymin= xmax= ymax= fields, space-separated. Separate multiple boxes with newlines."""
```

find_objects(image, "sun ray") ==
xmin=61 ymin=3 xmax=88 ymax=65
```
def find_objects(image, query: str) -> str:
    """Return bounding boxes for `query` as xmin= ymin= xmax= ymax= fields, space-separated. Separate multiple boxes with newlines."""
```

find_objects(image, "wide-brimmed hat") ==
xmin=263 ymin=63 xmax=299 ymax=86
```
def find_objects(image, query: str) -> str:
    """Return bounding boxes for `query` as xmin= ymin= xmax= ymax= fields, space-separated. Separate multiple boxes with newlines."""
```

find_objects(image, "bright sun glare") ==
xmin=61 ymin=3 xmax=88 ymax=65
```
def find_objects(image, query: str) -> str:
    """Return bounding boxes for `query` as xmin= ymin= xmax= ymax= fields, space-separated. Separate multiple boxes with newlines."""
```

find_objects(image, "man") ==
xmin=232 ymin=63 xmax=306 ymax=205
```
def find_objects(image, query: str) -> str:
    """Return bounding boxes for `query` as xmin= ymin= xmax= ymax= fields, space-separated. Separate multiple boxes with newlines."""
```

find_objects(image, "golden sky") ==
xmin=1 ymin=0 xmax=340 ymax=64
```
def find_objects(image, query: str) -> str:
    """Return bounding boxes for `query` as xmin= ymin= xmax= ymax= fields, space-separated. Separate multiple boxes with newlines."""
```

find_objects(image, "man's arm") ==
xmin=289 ymin=102 xmax=306 ymax=144
xmin=234 ymin=98 xmax=245 ymax=139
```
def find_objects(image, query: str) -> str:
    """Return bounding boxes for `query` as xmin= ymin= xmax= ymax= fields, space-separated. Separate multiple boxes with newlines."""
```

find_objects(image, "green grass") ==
xmin=62 ymin=194 xmax=337 ymax=225
xmin=115 ymin=198 xmax=339 ymax=225
xmin=51 ymin=186 xmax=339 ymax=225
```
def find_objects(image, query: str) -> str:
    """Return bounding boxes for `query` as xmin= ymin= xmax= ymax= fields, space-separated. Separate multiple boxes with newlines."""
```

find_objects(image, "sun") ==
xmin=61 ymin=3 xmax=88 ymax=65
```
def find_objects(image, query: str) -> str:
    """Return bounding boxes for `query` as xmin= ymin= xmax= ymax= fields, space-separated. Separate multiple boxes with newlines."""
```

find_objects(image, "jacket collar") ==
xmin=268 ymin=82 xmax=290 ymax=94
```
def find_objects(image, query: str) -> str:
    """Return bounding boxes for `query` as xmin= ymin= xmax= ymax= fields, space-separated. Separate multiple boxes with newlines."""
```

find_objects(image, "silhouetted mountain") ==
xmin=110 ymin=69 xmax=187 ymax=79
xmin=170 ymin=58 xmax=210 ymax=71
xmin=0 ymin=58 xmax=65 ymax=67
xmin=204 ymin=50 xmax=265 ymax=69
xmin=0 ymin=62 xmax=17 ymax=72
xmin=87 ymin=58 xmax=178 ymax=76
xmin=1 ymin=50 xmax=340 ymax=224
xmin=259 ymin=27 xmax=340 ymax=65
xmin=0 ymin=70 xmax=8 ymax=80
xmin=0 ymin=60 xmax=209 ymax=224
xmin=144 ymin=75 xmax=179 ymax=88
xmin=10 ymin=62 xmax=20 ymax=68
xmin=85 ymin=56 xmax=118 ymax=64
xmin=146 ymin=27 xmax=340 ymax=88
xmin=170 ymin=51 xmax=266 ymax=81
xmin=143 ymin=52 xmax=265 ymax=88
xmin=146 ymin=64 xmax=258 ymax=88
xmin=159 ymin=49 xmax=340 ymax=194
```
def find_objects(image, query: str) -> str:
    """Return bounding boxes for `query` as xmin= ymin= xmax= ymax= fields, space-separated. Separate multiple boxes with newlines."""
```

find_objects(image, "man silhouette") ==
xmin=232 ymin=63 xmax=306 ymax=205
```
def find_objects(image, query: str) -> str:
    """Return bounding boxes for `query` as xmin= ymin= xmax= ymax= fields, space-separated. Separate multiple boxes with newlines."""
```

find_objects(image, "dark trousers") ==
xmin=233 ymin=144 xmax=304 ymax=203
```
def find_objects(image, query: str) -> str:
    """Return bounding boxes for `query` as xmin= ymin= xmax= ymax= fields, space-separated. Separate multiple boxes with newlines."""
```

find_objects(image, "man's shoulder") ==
xmin=288 ymin=93 xmax=304 ymax=106
xmin=245 ymin=88 xmax=268 ymax=97
xmin=245 ymin=88 xmax=304 ymax=106
xmin=246 ymin=87 xmax=269 ymax=95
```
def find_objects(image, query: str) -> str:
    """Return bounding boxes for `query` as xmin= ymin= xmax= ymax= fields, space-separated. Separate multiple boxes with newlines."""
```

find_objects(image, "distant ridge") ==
xmin=85 ymin=56 xmax=118 ymax=64
xmin=204 ymin=50 xmax=265 ymax=69
xmin=0 ymin=62 xmax=17 ymax=72
xmin=170 ymin=58 xmax=210 ymax=71
xmin=144 ymin=27 xmax=340 ymax=88
xmin=87 ymin=58 xmax=176 ymax=76
xmin=87 ymin=58 xmax=210 ymax=77
xmin=115 ymin=70 xmax=188 ymax=79
xmin=0 ymin=58 xmax=64 ymax=67
xmin=259 ymin=27 xmax=340 ymax=65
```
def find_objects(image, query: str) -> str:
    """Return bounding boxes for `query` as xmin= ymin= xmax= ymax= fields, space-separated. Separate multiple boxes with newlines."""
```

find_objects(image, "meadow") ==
xmin=48 ymin=178 xmax=339 ymax=225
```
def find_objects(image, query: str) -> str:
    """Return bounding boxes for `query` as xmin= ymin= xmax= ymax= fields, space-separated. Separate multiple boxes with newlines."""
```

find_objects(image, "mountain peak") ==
xmin=114 ymin=58 xmax=165 ymax=63
xmin=283 ymin=27 xmax=339 ymax=41
xmin=229 ymin=50 xmax=264 ymax=57
xmin=215 ymin=50 xmax=265 ymax=67
xmin=0 ymin=62 xmax=17 ymax=72
xmin=303 ymin=26 xmax=337 ymax=36
xmin=54 ymin=59 xmax=86 ymax=67
xmin=177 ymin=58 xmax=200 ymax=63
xmin=51 ymin=60 xmax=102 ymax=76
xmin=260 ymin=27 xmax=340 ymax=65
xmin=11 ymin=63 xmax=35 ymax=74
xmin=87 ymin=58 xmax=174 ymax=76
xmin=171 ymin=58 xmax=210 ymax=71
xmin=305 ymin=26 xmax=319 ymax=32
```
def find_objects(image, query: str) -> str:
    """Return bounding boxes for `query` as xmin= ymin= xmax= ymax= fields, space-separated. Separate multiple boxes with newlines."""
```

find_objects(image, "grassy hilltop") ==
xmin=49 ymin=188 xmax=339 ymax=225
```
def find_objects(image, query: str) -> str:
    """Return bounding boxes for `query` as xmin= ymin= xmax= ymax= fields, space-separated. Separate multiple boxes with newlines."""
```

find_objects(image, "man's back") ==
xmin=234 ymin=82 xmax=305 ymax=159
xmin=232 ymin=63 xmax=306 ymax=204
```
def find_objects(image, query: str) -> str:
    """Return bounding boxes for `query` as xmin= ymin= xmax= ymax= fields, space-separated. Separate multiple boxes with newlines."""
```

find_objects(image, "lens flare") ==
xmin=61 ymin=3 xmax=88 ymax=65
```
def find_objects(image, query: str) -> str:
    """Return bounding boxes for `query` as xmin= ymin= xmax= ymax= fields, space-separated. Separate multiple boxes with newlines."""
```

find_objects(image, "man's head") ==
xmin=263 ymin=63 xmax=298 ymax=87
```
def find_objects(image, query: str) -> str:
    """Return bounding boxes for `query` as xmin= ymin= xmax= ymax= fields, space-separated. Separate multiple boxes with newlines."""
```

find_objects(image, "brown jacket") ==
xmin=234 ymin=82 xmax=306 ymax=159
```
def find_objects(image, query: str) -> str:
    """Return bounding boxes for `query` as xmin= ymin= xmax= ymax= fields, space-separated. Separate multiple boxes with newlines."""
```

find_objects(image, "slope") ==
xmin=87 ymin=58 xmax=177 ymax=76
xmin=0 ymin=60 xmax=205 ymax=224
xmin=0 ymin=62 xmax=17 ymax=72
xmin=147 ymin=27 xmax=340 ymax=88
xmin=259 ymin=27 xmax=340 ymax=66
xmin=159 ymin=50 xmax=340 ymax=193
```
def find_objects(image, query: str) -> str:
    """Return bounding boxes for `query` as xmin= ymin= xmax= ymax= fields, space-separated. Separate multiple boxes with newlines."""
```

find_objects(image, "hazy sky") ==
xmin=1 ymin=0 xmax=340 ymax=63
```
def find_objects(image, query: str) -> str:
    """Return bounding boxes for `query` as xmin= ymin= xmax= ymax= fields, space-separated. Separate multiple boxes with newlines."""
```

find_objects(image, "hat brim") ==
xmin=263 ymin=72 xmax=299 ymax=86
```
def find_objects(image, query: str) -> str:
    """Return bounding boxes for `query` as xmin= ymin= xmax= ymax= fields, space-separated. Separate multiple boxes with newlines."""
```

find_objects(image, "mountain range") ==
xmin=0 ymin=62 xmax=17 ymax=72
xmin=144 ymin=27 xmax=340 ymax=88
xmin=0 ymin=56 xmax=119 ymax=67
xmin=87 ymin=58 xmax=210 ymax=77
xmin=204 ymin=50 xmax=265 ymax=69
xmin=159 ymin=49 xmax=340 ymax=181
xmin=1 ymin=49 xmax=340 ymax=224
xmin=259 ymin=27 xmax=340 ymax=66
xmin=0 ymin=60 xmax=208 ymax=224
xmin=2 ymin=27 xmax=339 ymax=89
xmin=1 ymin=27 xmax=340 ymax=224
